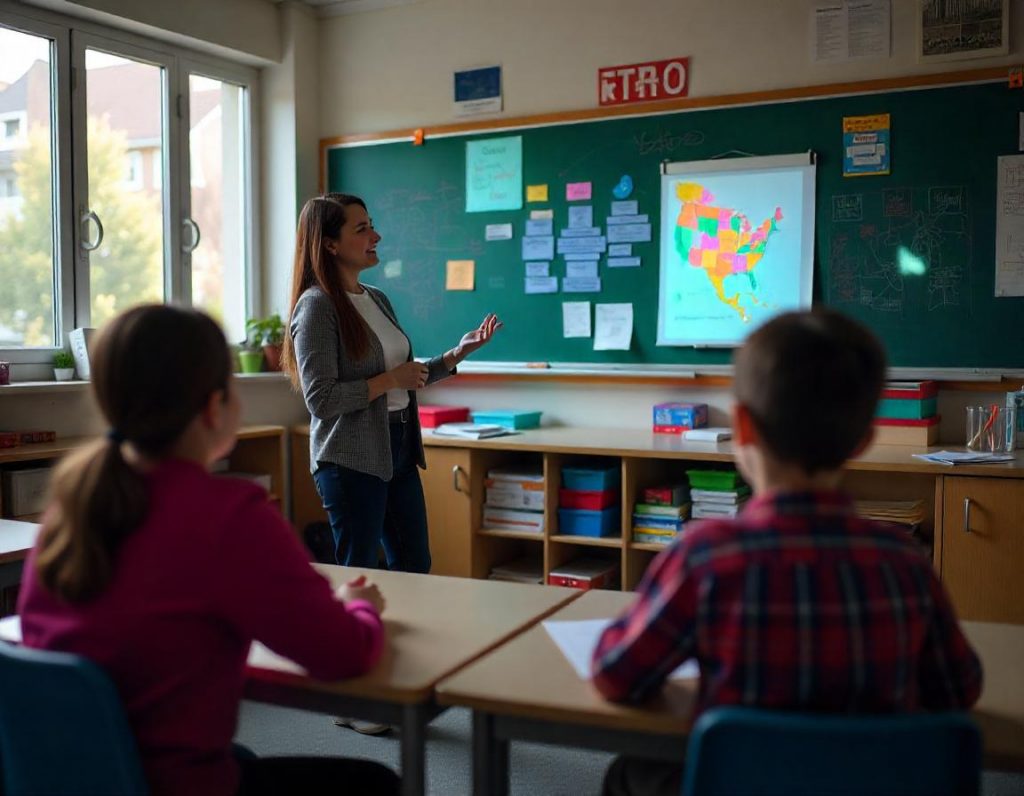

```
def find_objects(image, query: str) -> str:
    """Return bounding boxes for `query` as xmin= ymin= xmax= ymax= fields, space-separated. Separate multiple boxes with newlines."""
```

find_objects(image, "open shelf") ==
xmin=478 ymin=528 xmax=545 ymax=541
xmin=549 ymin=534 xmax=623 ymax=548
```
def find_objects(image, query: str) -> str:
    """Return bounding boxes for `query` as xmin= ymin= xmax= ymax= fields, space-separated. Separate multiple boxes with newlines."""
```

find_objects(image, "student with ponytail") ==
xmin=18 ymin=305 xmax=399 ymax=796
xmin=283 ymin=194 xmax=501 ymax=575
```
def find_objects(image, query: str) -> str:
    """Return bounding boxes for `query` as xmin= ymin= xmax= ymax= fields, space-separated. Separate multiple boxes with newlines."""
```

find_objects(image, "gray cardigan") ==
xmin=290 ymin=285 xmax=453 ymax=480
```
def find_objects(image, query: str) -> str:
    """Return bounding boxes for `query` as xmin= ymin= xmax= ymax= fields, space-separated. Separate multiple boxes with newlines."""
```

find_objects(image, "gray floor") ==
xmin=236 ymin=701 xmax=1024 ymax=795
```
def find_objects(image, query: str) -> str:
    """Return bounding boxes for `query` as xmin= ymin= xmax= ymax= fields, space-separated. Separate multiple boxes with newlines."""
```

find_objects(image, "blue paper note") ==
xmin=522 ymin=235 xmax=555 ymax=260
xmin=466 ymin=136 xmax=523 ymax=213
xmin=557 ymin=236 xmax=607 ymax=255
xmin=560 ymin=227 xmax=602 ymax=238
xmin=607 ymin=256 xmax=642 ymax=268
xmin=606 ymin=214 xmax=649 ymax=225
xmin=606 ymin=224 xmax=651 ymax=244
xmin=525 ymin=261 xmax=550 ymax=277
xmin=562 ymin=252 xmax=601 ymax=261
xmin=525 ymin=276 xmax=558 ymax=294
xmin=611 ymin=200 xmax=638 ymax=216
xmin=568 ymin=205 xmax=593 ymax=229
xmin=525 ymin=218 xmax=553 ymax=237
xmin=565 ymin=261 xmax=599 ymax=279
xmin=562 ymin=277 xmax=602 ymax=293
xmin=608 ymin=244 xmax=632 ymax=257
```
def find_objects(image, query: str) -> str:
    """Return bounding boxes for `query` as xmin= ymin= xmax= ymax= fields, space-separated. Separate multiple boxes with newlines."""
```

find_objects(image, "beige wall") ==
xmin=317 ymin=0 xmax=1022 ymax=136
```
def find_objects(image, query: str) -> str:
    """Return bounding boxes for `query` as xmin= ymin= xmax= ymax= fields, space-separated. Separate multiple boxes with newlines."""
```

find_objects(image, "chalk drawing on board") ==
xmin=633 ymin=128 xmax=705 ymax=157
xmin=882 ymin=188 xmax=913 ymax=218
xmin=832 ymin=194 xmax=863 ymax=222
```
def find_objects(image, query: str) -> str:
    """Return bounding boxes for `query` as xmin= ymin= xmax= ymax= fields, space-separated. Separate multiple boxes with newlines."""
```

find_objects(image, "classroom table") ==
xmin=244 ymin=565 xmax=581 ymax=796
xmin=435 ymin=589 xmax=1024 ymax=796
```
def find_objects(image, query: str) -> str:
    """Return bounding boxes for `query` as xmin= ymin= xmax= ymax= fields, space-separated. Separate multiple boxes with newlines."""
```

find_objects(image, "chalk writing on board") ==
xmin=632 ymin=128 xmax=704 ymax=156
xmin=827 ymin=185 xmax=970 ymax=315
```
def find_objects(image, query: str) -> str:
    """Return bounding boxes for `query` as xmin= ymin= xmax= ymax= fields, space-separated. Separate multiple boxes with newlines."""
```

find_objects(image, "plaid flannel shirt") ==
xmin=592 ymin=490 xmax=983 ymax=718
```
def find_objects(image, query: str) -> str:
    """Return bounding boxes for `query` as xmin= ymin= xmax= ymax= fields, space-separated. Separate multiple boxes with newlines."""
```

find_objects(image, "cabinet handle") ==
xmin=452 ymin=465 xmax=466 ymax=493
xmin=962 ymin=497 xmax=972 ymax=534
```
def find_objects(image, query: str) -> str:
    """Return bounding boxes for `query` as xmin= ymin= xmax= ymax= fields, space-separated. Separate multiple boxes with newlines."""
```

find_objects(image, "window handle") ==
xmin=452 ymin=465 xmax=466 ymax=493
xmin=80 ymin=209 xmax=104 ymax=251
xmin=182 ymin=218 xmax=201 ymax=253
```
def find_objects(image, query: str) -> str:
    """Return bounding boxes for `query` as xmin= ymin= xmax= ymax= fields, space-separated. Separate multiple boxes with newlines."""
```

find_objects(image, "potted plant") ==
xmin=53 ymin=350 xmax=76 ymax=381
xmin=237 ymin=334 xmax=264 ymax=374
xmin=245 ymin=314 xmax=285 ymax=372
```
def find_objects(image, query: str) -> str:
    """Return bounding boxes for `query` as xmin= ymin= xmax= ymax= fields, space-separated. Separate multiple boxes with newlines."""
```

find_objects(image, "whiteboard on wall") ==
xmin=657 ymin=153 xmax=816 ymax=347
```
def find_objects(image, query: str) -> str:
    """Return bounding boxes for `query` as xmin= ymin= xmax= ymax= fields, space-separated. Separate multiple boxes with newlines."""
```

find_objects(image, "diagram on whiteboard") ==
xmin=658 ymin=156 xmax=816 ymax=347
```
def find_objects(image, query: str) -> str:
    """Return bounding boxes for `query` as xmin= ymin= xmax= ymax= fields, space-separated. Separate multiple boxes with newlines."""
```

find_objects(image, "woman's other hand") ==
xmin=389 ymin=361 xmax=429 ymax=390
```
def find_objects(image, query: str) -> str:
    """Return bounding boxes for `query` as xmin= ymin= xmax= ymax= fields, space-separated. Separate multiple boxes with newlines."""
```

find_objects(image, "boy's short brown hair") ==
xmin=733 ymin=308 xmax=886 ymax=474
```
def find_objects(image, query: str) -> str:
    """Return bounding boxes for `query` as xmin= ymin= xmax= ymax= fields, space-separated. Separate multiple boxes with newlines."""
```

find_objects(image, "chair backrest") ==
xmin=682 ymin=707 xmax=981 ymax=796
xmin=0 ymin=641 xmax=148 ymax=795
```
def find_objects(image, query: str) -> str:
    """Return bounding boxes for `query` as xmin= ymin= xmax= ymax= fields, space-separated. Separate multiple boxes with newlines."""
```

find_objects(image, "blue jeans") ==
xmin=312 ymin=421 xmax=431 ymax=573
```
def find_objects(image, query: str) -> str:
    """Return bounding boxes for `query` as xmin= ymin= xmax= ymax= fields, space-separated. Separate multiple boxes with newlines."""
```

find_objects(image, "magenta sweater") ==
xmin=18 ymin=458 xmax=384 ymax=796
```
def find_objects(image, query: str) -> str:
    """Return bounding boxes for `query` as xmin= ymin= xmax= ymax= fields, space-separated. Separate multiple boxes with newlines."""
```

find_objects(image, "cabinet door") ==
xmin=422 ymin=447 xmax=474 ymax=578
xmin=941 ymin=476 xmax=1024 ymax=624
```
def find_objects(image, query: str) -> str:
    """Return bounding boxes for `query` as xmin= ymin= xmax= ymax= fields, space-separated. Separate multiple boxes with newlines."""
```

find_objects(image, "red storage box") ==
xmin=559 ymin=488 xmax=618 ymax=510
xmin=418 ymin=405 xmax=470 ymax=428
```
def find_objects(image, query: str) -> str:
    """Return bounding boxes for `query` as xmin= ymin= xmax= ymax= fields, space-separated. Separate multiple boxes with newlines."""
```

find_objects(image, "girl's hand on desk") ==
xmin=336 ymin=575 xmax=386 ymax=615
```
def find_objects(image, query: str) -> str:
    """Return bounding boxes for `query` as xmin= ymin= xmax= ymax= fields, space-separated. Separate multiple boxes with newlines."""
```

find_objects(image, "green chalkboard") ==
xmin=327 ymin=79 xmax=1024 ymax=369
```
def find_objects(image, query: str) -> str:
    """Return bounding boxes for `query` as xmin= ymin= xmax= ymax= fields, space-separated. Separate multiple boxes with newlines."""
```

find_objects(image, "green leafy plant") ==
xmin=245 ymin=314 xmax=285 ymax=348
xmin=53 ymin=350 xmax=75 ymax=369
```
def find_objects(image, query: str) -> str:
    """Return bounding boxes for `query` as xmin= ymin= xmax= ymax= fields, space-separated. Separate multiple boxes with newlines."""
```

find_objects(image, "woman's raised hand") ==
xmin=455 ymin=313 xmax=503 ymax=359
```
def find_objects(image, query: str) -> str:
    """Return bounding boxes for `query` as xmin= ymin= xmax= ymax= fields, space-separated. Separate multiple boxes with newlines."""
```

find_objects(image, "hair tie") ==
xmin=107 ymin=429 xmax=126 ymax=444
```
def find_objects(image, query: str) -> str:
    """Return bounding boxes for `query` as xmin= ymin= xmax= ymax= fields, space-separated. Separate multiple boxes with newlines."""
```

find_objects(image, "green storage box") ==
xmin=685 ymin=469 xmax=743 ymax=490
xmin=875 ymin=397 xmax=938 ymax=420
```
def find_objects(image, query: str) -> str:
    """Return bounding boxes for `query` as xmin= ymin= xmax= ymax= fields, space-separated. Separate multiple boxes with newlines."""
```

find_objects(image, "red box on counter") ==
xmin=417 ymin=405 xmax=470 ymax=428
xmin=559 ymin=488 xmax=619 ymax=510
xmin=0 ymin=432 xmax=19 ymax=448
xmin=547 ymin=557 xmax=620 ymax=591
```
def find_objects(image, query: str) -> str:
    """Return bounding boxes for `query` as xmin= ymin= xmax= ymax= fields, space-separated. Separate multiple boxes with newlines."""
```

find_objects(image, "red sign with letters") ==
xmin=598 ymin=57 xmax=690 ymax=107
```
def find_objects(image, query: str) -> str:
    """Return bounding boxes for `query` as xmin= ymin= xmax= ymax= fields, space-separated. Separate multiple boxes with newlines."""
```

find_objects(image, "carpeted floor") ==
xmin=236 ymin=701 xmax=1024 ymax=795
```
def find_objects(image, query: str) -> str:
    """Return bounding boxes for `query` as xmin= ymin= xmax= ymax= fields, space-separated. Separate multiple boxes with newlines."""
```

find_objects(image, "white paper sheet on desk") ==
xmin=543 ymin=618 xmax=698 ymax=681
xmin=0 ymin=615 xmax=22 ymax=643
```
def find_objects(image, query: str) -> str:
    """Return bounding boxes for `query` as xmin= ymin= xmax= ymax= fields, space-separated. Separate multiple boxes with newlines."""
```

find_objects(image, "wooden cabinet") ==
xmin=421 ymin=447 xmax=475 ymax=577
xmin=940 ymin=476 xmax=1024 ymax=624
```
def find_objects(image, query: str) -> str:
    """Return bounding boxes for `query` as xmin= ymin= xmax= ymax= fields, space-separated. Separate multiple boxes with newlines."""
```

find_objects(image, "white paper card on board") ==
xmin=565 ymin=260 xmax=598 ymax=279
xmin=568 ymin=205 xmax=594 ymax=229
xmin=594 ymin=303 xmax=633 ymax=350
xmin=525 ymin=276 xmax=558 ymax=294
xmin=562 ymin=301 xmax=591 ymax=338
xmin=525 ymin=261 xmax=550 ymax=277
xmin=562 ymin=277 xmax=602 ymax=293
xmin=485 ymin=223 xmax=513 ymax=241
xmin=522 ymin=235 xmax=555 ymax=260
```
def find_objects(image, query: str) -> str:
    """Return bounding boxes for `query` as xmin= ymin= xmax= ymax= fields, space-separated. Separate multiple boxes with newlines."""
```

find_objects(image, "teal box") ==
xmin=875 ymin=397 xmax=937 ymax=420
xmin=470 ymin=410 xmax=542 ymax=429
xmin=558 ymin=506 xmax=620 ymax=537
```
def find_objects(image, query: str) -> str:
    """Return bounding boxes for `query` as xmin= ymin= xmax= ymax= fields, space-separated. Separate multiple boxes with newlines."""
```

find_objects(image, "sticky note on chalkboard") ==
xmin=566 ymin=182 xmax=592 ymax=201
xmin=446 ymin=260 xmax=475 ymax=291
xmin=527 ymin=184 xmax=549 ymax=202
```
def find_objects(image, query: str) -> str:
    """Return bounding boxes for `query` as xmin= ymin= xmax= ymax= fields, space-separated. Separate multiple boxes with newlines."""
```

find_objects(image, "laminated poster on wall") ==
xmin=466 ymin=136 xmax=523 ymax=213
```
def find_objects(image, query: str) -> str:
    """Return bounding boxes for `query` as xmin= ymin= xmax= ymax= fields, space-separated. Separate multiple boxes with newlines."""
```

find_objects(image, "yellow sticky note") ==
xmin=446 ymin=260 xmax=475 ymax=291
xmin=526 ymin=184 xmax=549 ymax=202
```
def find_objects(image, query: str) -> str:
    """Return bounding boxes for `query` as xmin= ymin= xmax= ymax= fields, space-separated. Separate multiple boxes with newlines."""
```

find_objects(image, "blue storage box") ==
xmin=470 ymin=410 xmax=542 ymax=430
xmin=558 ymin=506 xmax=620 ymax=537
xmin=561 ymin=464 xmax=620 ymax=491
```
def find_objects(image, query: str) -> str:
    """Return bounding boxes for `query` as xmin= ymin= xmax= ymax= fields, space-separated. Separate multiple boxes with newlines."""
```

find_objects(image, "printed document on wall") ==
xmin=812 ymin=1 xmax=890 ymax=62
xmin=996 ymin=155 xmax=1024 ymax=297
xmin=593 ymin=303 xmax=633 ymax=350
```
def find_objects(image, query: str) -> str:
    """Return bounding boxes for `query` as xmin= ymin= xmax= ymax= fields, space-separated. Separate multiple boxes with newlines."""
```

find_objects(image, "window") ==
xmin=0 ymin=6 xmax=257 ymax=363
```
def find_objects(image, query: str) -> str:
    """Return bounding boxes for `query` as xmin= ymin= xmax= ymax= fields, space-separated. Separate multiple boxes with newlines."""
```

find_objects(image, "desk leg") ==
xmin=472 ymin=711 xmax=509 ymax=796
xmin=401 ymin=703 xmax=428 ymax=796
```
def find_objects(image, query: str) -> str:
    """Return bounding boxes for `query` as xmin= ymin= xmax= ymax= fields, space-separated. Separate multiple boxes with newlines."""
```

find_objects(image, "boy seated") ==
xmin=591 ymin=309 xmax=982 ymax=796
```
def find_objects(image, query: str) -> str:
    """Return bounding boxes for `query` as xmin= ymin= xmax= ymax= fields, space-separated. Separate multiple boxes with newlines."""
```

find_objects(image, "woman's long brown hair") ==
xmin=281 ymin=193 xmax=373 ymax=389
xmin=35 ymin=305 xmax=232 ymax=603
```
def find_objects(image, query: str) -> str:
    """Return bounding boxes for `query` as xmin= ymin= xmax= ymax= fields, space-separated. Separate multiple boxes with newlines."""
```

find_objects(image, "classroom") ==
xmin=0 ymin=0 xmax=1023 ymax=794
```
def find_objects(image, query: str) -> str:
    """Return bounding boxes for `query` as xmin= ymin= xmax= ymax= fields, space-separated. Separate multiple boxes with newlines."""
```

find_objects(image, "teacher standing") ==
xmin=283 ymin=193 xmax=502 ymax=572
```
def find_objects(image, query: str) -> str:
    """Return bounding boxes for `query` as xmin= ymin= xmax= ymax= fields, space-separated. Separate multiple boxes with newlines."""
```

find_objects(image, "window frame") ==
xmin=0 ymin=1 xmax=259 ymax=367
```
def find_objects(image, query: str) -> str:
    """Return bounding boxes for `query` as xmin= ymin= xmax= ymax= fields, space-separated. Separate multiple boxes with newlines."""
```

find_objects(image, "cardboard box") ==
xmin=547 ymin=557 xmax=620 ymax=590
xmin=2 ymin=466 xmax=52 ymax=517
xmin=652 ymin=402 xmax=707 ymax=432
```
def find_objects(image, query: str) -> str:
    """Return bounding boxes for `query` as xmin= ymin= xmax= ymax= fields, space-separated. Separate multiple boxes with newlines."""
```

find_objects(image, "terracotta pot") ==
xmin=263 ymin=343 xmax=283 ymax=372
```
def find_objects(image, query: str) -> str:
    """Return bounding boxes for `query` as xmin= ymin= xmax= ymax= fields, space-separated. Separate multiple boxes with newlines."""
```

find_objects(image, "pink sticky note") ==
xmin=566 ymin=182 xmax=592 ymax=201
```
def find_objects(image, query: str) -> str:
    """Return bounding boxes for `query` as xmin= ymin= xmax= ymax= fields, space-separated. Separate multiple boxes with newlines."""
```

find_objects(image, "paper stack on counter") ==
xmin=683 ymin=427 xmax=732 ymax=442
xmin=433 ymin=422 xmax=512 ymax=439
xmin=912 ymin=451 xmax=1015 ymax=466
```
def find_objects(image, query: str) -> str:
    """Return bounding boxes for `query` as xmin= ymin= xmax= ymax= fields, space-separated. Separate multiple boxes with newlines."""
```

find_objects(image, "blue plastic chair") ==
xmin=682 ymin=707 xmax=981 ymax=796
xmin=0 ymin=641 xmax=148 ymax=795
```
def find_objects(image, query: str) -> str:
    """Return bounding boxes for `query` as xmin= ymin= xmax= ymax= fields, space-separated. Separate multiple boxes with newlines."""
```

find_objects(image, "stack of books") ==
xmin=854 ymin=500 xmax=926 ymax=527
xmin=488 ymin=556 xmax=544 ymax=584
xmin=632 ymin=483 xmax=689 ymax=545
xmin=482 ymin=467 xmax=545 ymax=534
xmin=873 ymin=381 xmax=939 ymax=446
xmin=687 ymin=469 xmax=750 ymax=519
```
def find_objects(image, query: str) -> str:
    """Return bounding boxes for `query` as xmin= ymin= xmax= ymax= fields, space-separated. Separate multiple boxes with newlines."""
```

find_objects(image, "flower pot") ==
xmin=53 ymin=367 xmax=75 ymax=381
xmin=262 ymin=343 xmax=283 ymax=372
xmin=238 ymin=350 xmax=264 ymax=374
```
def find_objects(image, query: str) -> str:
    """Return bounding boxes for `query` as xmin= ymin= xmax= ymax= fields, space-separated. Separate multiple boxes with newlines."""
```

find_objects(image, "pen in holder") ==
xmin=966 ymin=405 xmax=1014 ymax=453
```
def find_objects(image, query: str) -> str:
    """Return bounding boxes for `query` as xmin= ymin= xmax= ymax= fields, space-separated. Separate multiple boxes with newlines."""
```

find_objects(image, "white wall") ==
xmin=316 ymin=0 xmax=1022 ymax=136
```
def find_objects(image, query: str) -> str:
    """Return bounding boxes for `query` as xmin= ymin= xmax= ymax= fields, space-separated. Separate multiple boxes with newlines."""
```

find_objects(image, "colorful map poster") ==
xmin=466 ymin=136 xmax=523 ymax=213
xmin=657 ymin=154 xmax=816 ymax=347
xmin=843 ymin=113 xmax=890 ymax=177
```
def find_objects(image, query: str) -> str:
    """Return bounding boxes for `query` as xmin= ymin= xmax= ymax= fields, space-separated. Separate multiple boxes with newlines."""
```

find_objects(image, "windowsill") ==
xmin=0 ymin=372 xmax=289 ymax=396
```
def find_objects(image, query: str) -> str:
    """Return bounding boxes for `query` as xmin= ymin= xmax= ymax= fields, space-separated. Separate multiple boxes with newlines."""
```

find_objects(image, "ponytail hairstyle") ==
xmin=35 ymin=305 xmax=232 ymax=603
xmin=281 ymin=193 xmax=373 ymax=389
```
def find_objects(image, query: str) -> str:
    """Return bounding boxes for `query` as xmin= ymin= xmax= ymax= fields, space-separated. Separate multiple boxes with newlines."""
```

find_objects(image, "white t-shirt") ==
xmin=349 ymin=288 xmax=411 ymax=412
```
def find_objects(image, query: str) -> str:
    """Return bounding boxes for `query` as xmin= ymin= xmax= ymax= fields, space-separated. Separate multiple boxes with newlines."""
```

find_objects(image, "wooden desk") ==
xmin=436 ymin=590 xmax=1024 ymax=796
xmin=244 ymin=565 xmax=581 ymax=796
